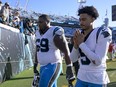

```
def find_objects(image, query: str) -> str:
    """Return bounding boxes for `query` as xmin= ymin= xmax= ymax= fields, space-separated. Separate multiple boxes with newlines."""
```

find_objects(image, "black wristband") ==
xmin=33 ymin=63 xmax=38 ymax=73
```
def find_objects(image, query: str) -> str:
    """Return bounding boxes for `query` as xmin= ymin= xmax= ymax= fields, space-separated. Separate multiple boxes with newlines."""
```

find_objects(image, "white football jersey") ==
xmin=70 ymin=27 xmax=112 ymax=84
xmin=35 ymin=26 xmax=65 ymax=66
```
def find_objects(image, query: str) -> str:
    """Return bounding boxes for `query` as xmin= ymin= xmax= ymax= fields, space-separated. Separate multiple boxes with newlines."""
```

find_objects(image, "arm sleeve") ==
xmin=70 ymin=47 xmax=80 ymax=63
xmin=79 ymin=28 xmax=112 ymax=66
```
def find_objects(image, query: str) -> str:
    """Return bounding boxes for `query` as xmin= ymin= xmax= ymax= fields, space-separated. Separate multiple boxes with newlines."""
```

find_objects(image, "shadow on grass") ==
xmin=108 ymin=82 xmax=116 ymax=87
xmin=106 ymin=68 xmax=116 ymax=71
xmin=10 ymin=76 xmax=33 ymax=80
xmin=107 ymin=59 xmax=116 ymax=63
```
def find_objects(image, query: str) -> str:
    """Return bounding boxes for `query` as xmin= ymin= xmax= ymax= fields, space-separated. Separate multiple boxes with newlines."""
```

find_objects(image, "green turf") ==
xmin=107 ymin=59 xmax=116 ymax=87
xmin=0 ymin=59 xmax=116 ymax=87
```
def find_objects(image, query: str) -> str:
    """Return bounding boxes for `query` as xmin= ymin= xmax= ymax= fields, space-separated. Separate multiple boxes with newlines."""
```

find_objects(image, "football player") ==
xmin=35 ymin=14 xmax=75 ymax=87
xmin=70 ymin=6 xmax=112 ymax=87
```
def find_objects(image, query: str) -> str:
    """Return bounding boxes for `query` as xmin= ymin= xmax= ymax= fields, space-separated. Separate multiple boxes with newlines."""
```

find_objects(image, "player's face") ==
xmin=38 ymin=17 xmax=48 ymax=30
xmin=79 ymin=14 xmax=94 ymax=30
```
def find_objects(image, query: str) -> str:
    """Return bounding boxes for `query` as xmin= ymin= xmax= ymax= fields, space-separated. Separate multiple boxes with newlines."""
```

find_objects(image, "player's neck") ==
xmin=83 ymin=26 xmax=93 ymax=36
xmin=39 ymin=26 xmax=50 ymax=35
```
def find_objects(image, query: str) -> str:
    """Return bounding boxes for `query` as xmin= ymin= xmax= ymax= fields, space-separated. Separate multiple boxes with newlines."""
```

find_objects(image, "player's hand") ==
xmin=32 ymin=71 xmax=40 ymax=87
xmin=73 ymin=30 xmax=85 ymax=48
xmin=66 ymin=66 xmax=75 ymax=82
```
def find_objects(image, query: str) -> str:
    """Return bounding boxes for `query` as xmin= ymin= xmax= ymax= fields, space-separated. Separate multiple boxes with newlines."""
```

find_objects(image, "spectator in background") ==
xmin=8 ymin=10 xmax=14 ymax=27
xmin=23 ymin=18 xmax=35 ymax=35
xmin=0 ymin=2 xmax=10 ymax=24
xmin=113 ymin=42 xmax=116 ymax=58
xmin=0 ymin=1 xmax=2 ymax=10
xmin=108 ymin=42 xmax=114 ymax=60
xmin=12 ymin=11 xmax=20 ymax=29
xmin=19 ymin=16 xmax=24 ymax=33
xmin=23 ymin=18 xmax=34 ymax=68
xmin=0 ymin=1 xmax=2 ymax=23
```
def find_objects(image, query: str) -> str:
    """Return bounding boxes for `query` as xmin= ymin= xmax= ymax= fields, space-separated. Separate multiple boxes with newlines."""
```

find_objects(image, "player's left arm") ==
xmin=79 ymin=28 xmax=112 ymax=66
xmin=53 ymin=27 xmax=75 ymax=81
xmin=53 ymin=27 xmax=71 ymax=65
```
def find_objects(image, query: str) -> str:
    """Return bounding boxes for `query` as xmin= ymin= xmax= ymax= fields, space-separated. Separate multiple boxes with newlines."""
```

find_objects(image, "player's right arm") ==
xmin=33 ymin=45 xmax=39 ymax=73
xmin=34 ymin=31 xmax=39 ymax=74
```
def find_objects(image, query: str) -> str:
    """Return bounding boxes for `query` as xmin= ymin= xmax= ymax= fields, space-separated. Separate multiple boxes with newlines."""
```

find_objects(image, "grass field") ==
xmin=0 ymin=59 xmax=116 ymax=87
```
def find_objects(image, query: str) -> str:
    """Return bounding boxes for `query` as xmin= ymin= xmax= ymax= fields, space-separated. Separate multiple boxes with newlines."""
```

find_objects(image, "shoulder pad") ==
xmin=101 ymin=31 xmax=110 ymax=38
xmin=101 ymin=27 xmax=112 ymax=38
xmin=53 ymin=26 xmax=64 ymax=36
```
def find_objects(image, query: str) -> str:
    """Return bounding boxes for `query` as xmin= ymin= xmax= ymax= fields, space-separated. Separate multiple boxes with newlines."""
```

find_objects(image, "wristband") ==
xmin=67 ymin=63 xmax=72 ymax=67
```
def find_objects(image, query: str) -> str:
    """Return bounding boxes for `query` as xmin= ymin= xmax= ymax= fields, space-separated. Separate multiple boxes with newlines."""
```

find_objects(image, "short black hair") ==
xmin=5 ymin=2 xmax=9 ymax=6
xmin=78 ymin=6 xmax=99 ymax=19
xmin=39 ymin=14 xmax=51 ymax=23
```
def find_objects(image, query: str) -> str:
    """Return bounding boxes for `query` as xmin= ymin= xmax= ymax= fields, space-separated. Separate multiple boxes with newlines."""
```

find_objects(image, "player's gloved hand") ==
xmin=32 ymin=72 xmax=40 ymax=87
xmin=32 ymin=67 xmax=40 ymax=87
xmin=66 ymin=65 xmax=75 ymax=82
xmin=68 ymin=80 xmax=74 ymax=87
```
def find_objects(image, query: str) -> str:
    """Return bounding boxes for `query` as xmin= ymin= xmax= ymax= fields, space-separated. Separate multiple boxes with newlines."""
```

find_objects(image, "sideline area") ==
xmin=0 ymin=59 xmax=116 ymax=87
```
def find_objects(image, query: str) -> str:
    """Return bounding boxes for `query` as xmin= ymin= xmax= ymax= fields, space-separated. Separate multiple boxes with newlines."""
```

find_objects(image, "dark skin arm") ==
xmin=53 ymin=35 xmax=71 ymax=65
xmin=33 ymin=46 xmax=38 ymax=73
xmin=35 ymin=46 xmax=38 ymax=63
xmin=54 ymin=34 xmax=75 ymax=82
